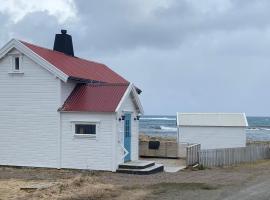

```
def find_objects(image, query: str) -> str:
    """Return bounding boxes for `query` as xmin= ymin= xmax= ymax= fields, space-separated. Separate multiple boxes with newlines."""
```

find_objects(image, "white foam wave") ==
xmin=160 ymin=126 xmax=177 ymax=131
xmin=260 ymin=128 xmax=270 ymax=131
xmin=247 ymin=128 xmax=261 ymax=131
xmin=247 ymin=127 xmax=270 ymax=131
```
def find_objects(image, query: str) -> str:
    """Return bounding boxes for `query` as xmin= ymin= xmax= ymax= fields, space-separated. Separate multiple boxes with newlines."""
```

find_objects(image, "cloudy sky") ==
xmin=0 ymin=0 xmax=269 ymax=116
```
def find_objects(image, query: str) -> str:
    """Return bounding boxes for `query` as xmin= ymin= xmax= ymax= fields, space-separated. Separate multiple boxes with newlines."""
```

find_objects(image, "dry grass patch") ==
xmin=149 ymin=182 xmax=219 ymax=193
xmin=18 ymin=175 xmax=120 ymax=200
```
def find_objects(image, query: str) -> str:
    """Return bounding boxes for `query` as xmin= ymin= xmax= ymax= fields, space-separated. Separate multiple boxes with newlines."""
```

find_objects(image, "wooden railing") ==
xmin=186 ymin=144 xmax=201 ymax=166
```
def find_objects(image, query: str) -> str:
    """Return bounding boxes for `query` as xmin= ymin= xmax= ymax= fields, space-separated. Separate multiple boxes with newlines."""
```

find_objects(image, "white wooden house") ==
xmin=177 ymin=113 xmax=248 ymax=149
xmin=0 ymin=30 xmax=144 ymax=172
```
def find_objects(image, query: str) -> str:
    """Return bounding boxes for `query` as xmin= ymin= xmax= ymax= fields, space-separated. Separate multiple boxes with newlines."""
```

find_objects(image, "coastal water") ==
xmin=139 ymin=115 xmax=270 ymax=141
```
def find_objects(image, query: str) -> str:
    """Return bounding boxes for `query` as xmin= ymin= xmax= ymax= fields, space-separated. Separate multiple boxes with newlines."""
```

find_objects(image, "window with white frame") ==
xmin=75 ymin=124 xmax=97 ymax=135
xmin=14 ymin=56 xmax=20 ymax=70
xmin=10 ymin=54 xmax=23 ymax=73
xmin=72 ymin=121 xmax=100 ymax=138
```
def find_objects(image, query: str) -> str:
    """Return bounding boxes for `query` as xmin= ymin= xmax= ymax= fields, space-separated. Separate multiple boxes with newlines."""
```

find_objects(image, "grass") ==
xmin=149 ymin=182 xmax=219 ymax=193
xmin=18 ymin=175 xmax=120 ymax=200
xmin=115 ymin=182 xmax=219 ymax=200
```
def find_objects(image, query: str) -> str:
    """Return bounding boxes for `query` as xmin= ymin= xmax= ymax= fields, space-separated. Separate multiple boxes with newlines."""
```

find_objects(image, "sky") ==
xmin=0 ymin=0 xmax=269 ymax=116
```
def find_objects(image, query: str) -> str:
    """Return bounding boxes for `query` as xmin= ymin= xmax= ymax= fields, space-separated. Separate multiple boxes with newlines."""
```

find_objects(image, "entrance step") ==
xmin=117 ymin=160 xmax=164 ymax=175
xmin=118 ymin=160 xmax=155 ymax=169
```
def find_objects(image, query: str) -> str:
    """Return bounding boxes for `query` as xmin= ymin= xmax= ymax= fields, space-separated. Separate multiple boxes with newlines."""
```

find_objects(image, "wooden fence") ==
xmin=199 ymin=144 xmax=270 ymax=167
xmin=186 ymin=144 xmax=201 ymax=166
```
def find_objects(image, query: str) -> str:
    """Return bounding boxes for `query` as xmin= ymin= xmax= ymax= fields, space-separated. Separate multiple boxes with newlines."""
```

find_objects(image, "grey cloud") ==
xmin=0 ymin=13 xmax=13 ymax=46
xmin=72 ymin=0 xmax=270 ymax=54
xmin=10 ymin=12 xmax=60 ymax=48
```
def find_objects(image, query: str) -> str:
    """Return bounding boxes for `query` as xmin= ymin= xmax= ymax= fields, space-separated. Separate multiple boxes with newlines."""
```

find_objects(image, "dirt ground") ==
xmin=1 ymin=160 xmax=270 ymax=200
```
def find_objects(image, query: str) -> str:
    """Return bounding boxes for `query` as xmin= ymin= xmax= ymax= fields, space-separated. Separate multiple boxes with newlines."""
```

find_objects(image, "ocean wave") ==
xmin=160 ymin=126 xmax=178 ymax=131
xmin=247 ymin=128 xmax=261 ymax=131
xmin=247 ymin=127 xmax=270 ymax=131
xmin=140 ymin=117 xmax=176 ymax=121
xmin=260 ymin=128 xmax=270 ymax=131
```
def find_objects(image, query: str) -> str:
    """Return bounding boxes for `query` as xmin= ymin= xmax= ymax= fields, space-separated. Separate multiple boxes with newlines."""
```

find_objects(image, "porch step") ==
xmin=118 ymin=160 xmax=155 ymax=169
xmin=117 ymin=161 xmax=164 ymax=175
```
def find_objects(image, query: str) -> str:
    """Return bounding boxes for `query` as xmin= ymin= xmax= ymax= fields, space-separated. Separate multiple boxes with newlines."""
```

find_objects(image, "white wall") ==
xmin=116 ymin=92 xmax=139 ymax=165
xmin=179 ymin=126 xmax=246 ymax=149
xmin=60 ymin=112 xmax=116 ymax=171
xmin=60 ymin=91 xmax=140 ymax=171
xmin=61 ymin=80 xmax=76 ymax=104
xmin=0 ymin=50 xmax=60 ymax=168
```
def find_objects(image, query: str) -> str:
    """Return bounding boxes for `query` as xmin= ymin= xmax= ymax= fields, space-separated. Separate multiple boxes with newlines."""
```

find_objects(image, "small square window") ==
xmin=75 ymin=124 xmax=96 ymax=135
xmin=14 ymin=57 xmax=20 ymax=70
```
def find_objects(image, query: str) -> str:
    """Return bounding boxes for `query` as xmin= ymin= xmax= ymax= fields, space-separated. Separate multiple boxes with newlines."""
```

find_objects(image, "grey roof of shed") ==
xmin=177 ymin=113 xmax=248 ymax=127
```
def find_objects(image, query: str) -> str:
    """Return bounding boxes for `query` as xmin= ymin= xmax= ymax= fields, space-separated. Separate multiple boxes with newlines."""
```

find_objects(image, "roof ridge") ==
xmin=19 ymin=40 xmax=106 ymax=66
xmin=85 ymin=83 xmax=130 ymax=87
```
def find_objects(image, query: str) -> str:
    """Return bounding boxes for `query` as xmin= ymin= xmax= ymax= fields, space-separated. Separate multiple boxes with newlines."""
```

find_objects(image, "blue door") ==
xmin=124 ymin=113 xmax=131 ymax=162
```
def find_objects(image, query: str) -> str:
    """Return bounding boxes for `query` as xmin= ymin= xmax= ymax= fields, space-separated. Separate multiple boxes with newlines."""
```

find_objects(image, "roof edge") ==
xmin=177 ymin=112 xmax=247 ymax=115
xmin=115 ymin=83 xmax=144 ymax=114
xmin=0 ymin=39 xmax=69 ymax=82
xmin=179 ymin=125 xmax=248 ymax=127
xmin=177 ymin=112 xmax=248 ymax=127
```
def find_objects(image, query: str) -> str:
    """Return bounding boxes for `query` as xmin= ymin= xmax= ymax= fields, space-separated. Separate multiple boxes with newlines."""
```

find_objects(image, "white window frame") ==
xmin=71 ymin=121 xmax=100 ymax=139
xmin=8 ymin=53 xmax=24 ymax=74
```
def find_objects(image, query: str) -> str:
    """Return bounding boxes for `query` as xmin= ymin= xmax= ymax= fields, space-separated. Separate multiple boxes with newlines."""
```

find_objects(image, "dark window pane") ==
xmin=15 ymin=57 xmax=20 ymax=70
xmin=75 ymin=124 xmax=96 ymax=135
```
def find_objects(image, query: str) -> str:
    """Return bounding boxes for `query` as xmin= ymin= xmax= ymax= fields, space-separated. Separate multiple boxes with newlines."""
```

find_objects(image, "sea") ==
xmin=139 ymin=115 xmax=270 ymax=141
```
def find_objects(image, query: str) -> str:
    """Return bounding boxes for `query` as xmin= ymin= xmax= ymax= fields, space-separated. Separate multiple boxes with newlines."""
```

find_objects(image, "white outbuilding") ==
xmin=177 ymin=113 xmax=248 ymax=149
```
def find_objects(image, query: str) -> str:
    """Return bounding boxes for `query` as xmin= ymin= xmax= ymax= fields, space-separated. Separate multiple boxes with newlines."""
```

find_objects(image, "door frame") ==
xmin=124 ymin=113 xmax=132 ymax=162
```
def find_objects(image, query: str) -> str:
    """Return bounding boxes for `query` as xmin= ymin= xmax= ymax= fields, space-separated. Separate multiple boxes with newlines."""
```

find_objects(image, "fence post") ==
xmin=186 ymin=144 xmax=200 ymax=166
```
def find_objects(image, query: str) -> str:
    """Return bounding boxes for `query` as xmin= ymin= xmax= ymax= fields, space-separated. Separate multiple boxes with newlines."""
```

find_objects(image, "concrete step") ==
xmin=118 ymin=160 xmax=155 ymax=169
xmin=117 ymin=163 xmax=164 ymax=175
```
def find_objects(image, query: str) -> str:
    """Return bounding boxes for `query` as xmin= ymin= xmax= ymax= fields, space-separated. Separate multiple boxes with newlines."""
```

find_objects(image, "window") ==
xmin=14 ymin=57 xmax=20 ymax=70
xmin=75 ymin=124 xmax=96 ymax=135
xmin=8 ymin=54 xmax=23 ymax=73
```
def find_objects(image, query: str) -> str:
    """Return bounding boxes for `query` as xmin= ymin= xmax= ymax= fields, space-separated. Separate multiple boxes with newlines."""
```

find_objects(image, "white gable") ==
xmin=0 ymin=39 xmax=68 ymax=82
xmin=115 ymin=83 xmax=144 ymax=114
xmin=177 ymin=113 xmax=248 ymax=127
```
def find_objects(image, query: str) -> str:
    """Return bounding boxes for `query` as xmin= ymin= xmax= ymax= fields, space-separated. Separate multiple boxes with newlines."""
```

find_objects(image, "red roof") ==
xmin=60 ymin=84 xmax=129 ymax=112
xmin=21 ymin=41 xmax=128 ymax=84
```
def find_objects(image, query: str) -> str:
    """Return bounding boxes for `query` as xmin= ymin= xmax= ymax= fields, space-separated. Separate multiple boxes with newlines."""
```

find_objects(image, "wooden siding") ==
xmin=60 ymin=80 xmax=76 ymax=105
xmin=0 ymin=48 xmax=141 ymax=171
xmin=186 ymin=144 xmax=201 ymax=166
xmin=179 ymin=126 xmax=246 ymax=149
xmin=0 ymin=49 xmax=60 ymax=168
xmin=199 ymin=144 xmax=270 ymax=167
xmin=60 ymin=112 xmax=116 ymax=171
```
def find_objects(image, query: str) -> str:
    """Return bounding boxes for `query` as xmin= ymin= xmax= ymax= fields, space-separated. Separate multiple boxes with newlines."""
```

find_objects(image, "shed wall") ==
xmin=61 ymin=80 xmax=76 ymax=104
xmin=179 ymin=126 xmax=246 ymax=149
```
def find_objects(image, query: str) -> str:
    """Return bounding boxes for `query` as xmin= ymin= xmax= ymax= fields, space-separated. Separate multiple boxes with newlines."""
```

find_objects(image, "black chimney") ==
xmin=53 ymin=30 xmax=74 ymax=56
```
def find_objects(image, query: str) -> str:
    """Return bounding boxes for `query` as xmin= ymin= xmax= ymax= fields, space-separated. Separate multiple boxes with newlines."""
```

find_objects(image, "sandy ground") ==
xmin=1 ymin=160 xmax=270 ymax=199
